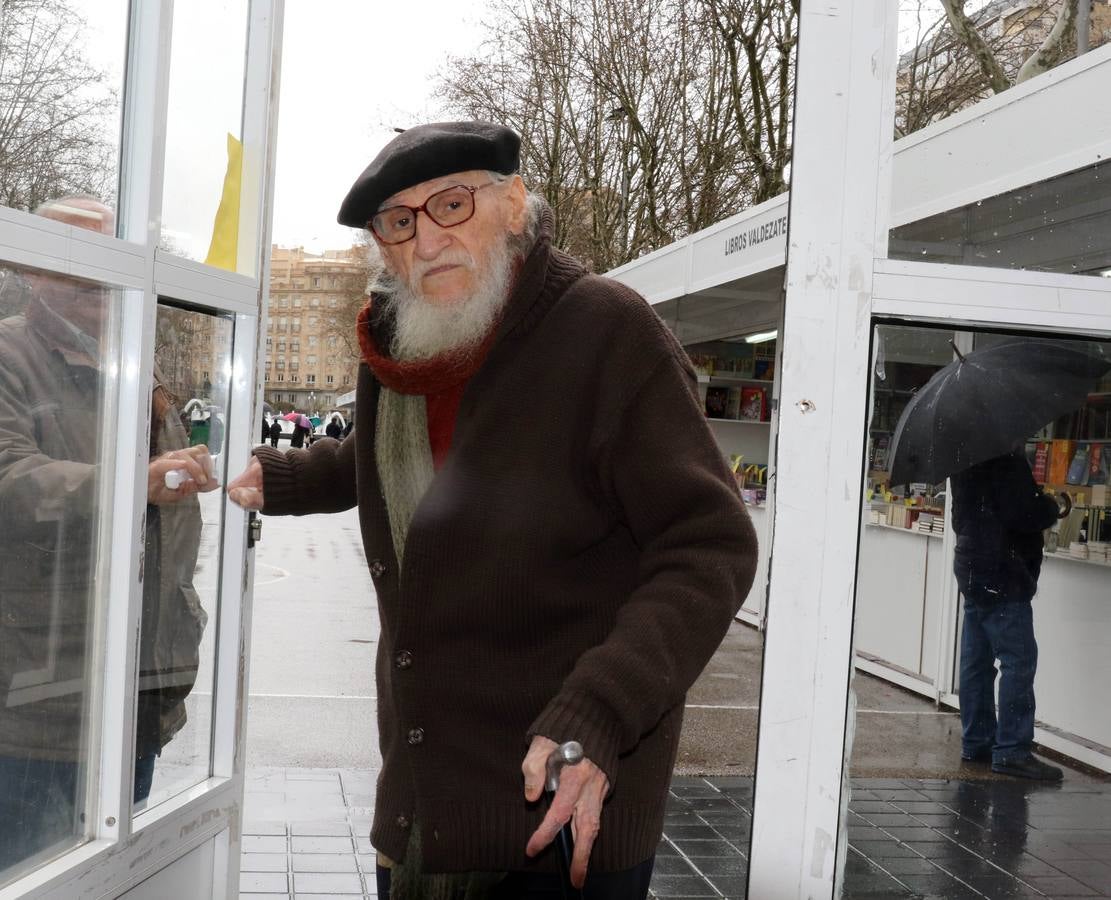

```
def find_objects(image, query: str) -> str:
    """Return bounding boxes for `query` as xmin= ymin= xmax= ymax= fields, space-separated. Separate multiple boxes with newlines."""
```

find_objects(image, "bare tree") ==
xmin=435 ymin=0 xmax=796 ymax=271
xmin=898 ymin=1 xmax=1102 ymax=137
xmin=320 ymin=239 xmax=374 ymax=362
xmin=0 ymin=0 xmax=119 ymax=212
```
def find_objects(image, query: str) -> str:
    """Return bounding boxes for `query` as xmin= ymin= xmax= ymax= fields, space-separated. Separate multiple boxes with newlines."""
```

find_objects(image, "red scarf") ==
xmin=356 ymin=298 xmax=497 ymax=469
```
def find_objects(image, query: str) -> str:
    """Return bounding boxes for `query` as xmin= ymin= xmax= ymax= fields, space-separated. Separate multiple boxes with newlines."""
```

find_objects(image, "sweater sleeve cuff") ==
xmin=528 ymin=691 xmax=623 ymax=791
xmin=251 ymin=445 xmax=303 ymax=515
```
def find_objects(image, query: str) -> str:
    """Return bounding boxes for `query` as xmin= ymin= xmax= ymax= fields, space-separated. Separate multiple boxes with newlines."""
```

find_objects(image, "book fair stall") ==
xmin=608 ymin=41 xmax=1111 ymax=774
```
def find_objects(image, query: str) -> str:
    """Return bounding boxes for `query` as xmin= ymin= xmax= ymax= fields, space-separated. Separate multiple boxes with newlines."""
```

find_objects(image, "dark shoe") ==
xmin=992 ymin=755 xmax=1063 ymax=781
xmin=961 ymin=749 xmax=992 ymax=764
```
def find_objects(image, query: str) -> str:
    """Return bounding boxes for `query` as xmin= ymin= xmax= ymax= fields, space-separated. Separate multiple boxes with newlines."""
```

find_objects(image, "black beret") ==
xmin=337 ymin=121 xmax=521 ymax=228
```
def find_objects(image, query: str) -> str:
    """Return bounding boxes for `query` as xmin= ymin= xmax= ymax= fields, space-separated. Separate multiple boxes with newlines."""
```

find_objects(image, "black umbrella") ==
xmin=887 ymin=338 xmax=1111 ymax=486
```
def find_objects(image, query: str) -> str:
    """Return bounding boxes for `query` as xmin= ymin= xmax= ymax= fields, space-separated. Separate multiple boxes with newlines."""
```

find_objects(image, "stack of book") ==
xmin=916 ymin=513 xmax=945 ymax=536
xmin=1085 ymin=541 xmax=1109 ymax=563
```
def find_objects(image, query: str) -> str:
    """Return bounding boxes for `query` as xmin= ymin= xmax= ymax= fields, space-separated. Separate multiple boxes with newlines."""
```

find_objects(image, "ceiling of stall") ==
xmin=654 ymin=265 xmax=784 ymax=346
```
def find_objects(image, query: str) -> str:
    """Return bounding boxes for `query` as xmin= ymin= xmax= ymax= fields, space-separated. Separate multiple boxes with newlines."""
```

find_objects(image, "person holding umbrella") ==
xmin=227 ymin=121 xmax=756 ymax=898
xmin=888 ymin=337 xmax=1109 ymax=781
xmin=951 ymin=451 xmax=1069 ymax=780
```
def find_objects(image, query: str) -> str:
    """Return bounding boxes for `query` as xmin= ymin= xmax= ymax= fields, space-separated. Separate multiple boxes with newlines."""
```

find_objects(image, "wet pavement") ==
xmin=244 ymin=510 xmax=1111 ymax=899
xmin=241 ymin=770 xmax=1111 ymax=898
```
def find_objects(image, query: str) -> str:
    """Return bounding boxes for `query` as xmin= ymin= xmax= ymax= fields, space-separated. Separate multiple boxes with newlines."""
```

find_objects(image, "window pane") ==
xmin=0 ymin=2 xmax=127 ymax=219
xmin=160 ymin=0 xmax=251 ymax=272
xmin=897 ymin=3 xmax=1110 ymax=137
xmin=846 ymin=322 xmax=1111 ymax=896
xmin=891 ymin=160 xmax=1111 ymax=277
xmin=0 ymin=263 xmax=121 ymax=884
xmin=136 ymin=303 xmax=234 ymax=814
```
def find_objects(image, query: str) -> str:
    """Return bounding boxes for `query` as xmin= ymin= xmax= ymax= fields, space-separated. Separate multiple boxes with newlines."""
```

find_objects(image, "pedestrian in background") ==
xmin=269 ymin=419 xmax=282 ymax=448
xmin=229 ymin=121 xmax=757 ymax=899
xmin=951 ymin=449 xmax=1069 ymax=781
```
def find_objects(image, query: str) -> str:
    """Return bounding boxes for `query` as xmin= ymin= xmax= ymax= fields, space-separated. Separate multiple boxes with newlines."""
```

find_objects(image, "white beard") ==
xmin=377 ymin=239 xmax=515 ymax=362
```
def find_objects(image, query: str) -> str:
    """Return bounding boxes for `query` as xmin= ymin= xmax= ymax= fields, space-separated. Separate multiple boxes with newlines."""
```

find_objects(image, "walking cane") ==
xmin=545 ymin=741 xmax=585 ymax=900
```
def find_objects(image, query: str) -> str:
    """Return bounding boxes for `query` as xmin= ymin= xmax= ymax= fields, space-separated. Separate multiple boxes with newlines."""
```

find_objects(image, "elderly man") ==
xmin=229 ymin=121 xmax=757 ymax=899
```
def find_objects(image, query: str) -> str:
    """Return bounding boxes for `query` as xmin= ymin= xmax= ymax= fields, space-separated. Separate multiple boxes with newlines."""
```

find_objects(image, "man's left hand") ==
xmin=522 ymin=735 xmax=609 ymax=888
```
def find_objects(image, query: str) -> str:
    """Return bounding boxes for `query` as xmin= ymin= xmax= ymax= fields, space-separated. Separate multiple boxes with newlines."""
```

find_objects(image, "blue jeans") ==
xmin=959 ymin=597 xmax=1038 ymax=764
xmin=376 ymin=855 xmax=655 ymax=899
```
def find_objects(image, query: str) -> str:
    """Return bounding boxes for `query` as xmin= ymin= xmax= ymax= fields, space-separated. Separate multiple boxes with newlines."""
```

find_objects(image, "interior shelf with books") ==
xmin=689 ymin=338 xmax=776 ymax=426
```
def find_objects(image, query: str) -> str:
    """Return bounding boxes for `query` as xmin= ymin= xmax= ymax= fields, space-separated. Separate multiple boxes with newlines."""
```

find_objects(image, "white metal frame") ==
xmin=748 ymin=4 xmax=1111 ymax=898
xmin=0 ymin=1 xmax=284 ymax=897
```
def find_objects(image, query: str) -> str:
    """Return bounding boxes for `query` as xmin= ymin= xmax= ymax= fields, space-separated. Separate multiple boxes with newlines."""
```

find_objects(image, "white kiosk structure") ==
xmin=608 ymin=47 xmax=1111 ymax=774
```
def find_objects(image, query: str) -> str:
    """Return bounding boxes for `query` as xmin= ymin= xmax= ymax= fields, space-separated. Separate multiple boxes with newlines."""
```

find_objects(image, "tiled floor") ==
xmin=242 ymin=770 xmax=1111 ymax=899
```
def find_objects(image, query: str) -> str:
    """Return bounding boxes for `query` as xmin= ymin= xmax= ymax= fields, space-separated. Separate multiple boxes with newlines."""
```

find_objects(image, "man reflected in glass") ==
xmin=951 ymin=449 xmax=1069 ymax=781
xmin=0 ymin=197 xmax=213 ymax=875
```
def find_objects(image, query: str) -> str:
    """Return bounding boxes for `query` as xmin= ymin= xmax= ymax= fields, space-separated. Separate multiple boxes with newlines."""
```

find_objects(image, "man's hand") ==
xmin=147 ymin=445 xmax=217 ymax=505
xmin=227 ymin=456 xmax=265 ymax=510
xmin=523 ymin=735 xmax=609 ymax=889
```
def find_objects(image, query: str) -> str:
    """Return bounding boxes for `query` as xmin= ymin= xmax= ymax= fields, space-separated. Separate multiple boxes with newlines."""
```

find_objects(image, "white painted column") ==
xmin=748 ymin=3 xmax=897 ymax=898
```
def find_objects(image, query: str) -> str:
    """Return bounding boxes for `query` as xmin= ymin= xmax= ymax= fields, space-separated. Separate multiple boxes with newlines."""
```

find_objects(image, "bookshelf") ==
xmin=698 ymin=374 xmax=775 ymax=387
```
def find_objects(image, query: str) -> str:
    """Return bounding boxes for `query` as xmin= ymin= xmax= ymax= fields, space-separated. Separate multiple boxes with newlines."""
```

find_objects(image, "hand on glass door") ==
xmin=226 ymin=456 xmax=264 ymax=510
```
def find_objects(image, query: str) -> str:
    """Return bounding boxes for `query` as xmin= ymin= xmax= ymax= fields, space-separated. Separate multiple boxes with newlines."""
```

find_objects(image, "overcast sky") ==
xmin=270 ymin=1 xmax=490 ymax=254
xmin=75 ymin=1 xmax=991 ymax=257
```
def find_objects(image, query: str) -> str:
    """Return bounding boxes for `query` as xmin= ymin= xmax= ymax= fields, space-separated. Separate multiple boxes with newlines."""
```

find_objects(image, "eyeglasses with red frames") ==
xmin=368 ymin=182 xmax=498 ymax=245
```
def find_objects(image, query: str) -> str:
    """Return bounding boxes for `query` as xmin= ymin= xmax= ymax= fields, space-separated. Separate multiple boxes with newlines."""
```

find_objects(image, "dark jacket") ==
xmin=325 ymin=420 xmax=343 ymax=439
xmin=950 ymin=451 xmax=1060 ymax=604
xmin=290 ymin=424 xmax=307 ymax=448
xmin=253 ymin=220 xmax=757 ymax=874
xmin=269 ymin=420 xmax=283 ymax=441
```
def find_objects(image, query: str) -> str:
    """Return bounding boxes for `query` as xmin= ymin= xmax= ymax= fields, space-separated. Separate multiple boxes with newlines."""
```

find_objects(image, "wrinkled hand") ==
xmin=523 ymin=735 xmax=609 ymax=889
xmin=227 ymin=456 xmax=265 ymax=510
xmin=148 ymin=445 xmax=217 ymax=504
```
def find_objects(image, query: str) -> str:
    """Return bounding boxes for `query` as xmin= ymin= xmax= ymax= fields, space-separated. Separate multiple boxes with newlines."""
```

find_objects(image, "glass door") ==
xmin=0 ymin=1 xmax=283 ymax=897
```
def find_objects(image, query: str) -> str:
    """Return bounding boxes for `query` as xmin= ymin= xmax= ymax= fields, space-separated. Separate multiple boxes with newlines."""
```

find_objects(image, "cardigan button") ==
xmin=395 ymin=650 xmax=413 ymax=670
xmin=370 ymin=560 xmax=387 ymax=579
xmin=407 ymin=727 xmax=424 ymax=746
xmin=396 ymin=815 xmax=411 ymax=829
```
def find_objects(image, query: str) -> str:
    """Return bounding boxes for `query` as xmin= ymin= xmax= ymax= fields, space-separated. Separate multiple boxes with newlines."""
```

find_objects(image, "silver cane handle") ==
xmin=545 ymin=740 xmax=584 ymax=793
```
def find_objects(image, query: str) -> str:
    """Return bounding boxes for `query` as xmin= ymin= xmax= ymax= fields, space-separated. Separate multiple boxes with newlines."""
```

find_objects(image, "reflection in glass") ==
xmin=0 ymin=249 xmax=119 ymax=880
xmin=846 ymin=323 xmax=1111 ymax=896
xmin=160 ymin=0 xmax=250 ymax=270
xmin=896 ymin=2 xmax=1110 ymax=137
xmin=135 ymin=304 xmax=234 ymax=813
xmin=891 ymin=160 xmax=1111 ymax=277
xmin=0 ymin=1 xmax=127 ymax=219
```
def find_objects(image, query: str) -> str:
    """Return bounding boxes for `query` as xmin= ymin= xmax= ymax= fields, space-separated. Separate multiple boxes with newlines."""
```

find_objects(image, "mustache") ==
xmin=407 ymin=250 xmax=476 ymax=289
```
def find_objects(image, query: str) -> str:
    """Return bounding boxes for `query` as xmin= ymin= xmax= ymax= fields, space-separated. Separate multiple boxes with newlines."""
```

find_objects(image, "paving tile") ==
xmin=293 ymin=871 xmax=364 ymax=893
xmin=291 ymin=852 xmax=358 ymax=873
xmin=291 ymin=835 xmax=355 ymax=854
xmin=878 ymin=857 xmax=942 ymax=876
xmin=1022 ymin=874 xmax=1101 ymax=895
xmin=244 ymin=820 xmax=288 ymax=836
xmin=653 ymin=854 xmax=699 ymax=876
xmin=290 ymin=821 xmax=351 ymax=837
xmin=240 ymin=871 xmax=289 ymax=893
xmin=690 ymin=855 xmax=746 ymax=877
xmin=705 ymin=875 xmax=746 ymax=896
xmin=673 ymin=839 xmax=738 ymax=858
xmin=648 ymin=874 xmax=719 ymax=897
xmin=243 ymin=835 xmax=288 ymax=854
xmin=242 ymin=852 xmax=290 ymax=873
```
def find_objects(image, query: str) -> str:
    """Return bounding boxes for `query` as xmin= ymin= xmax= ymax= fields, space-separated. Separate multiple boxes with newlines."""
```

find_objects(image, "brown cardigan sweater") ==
xmin=252 ymin=225 xmax=758 ymax=874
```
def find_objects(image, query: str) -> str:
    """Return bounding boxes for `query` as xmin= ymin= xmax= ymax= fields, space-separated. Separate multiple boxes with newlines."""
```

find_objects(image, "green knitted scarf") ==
xmin=374 ymin=387 xmax=507 ymax=899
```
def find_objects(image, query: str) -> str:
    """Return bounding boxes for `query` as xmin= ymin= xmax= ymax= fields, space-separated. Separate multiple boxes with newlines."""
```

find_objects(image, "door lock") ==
xmin=247 ymin=511 xmax=262 ymax=548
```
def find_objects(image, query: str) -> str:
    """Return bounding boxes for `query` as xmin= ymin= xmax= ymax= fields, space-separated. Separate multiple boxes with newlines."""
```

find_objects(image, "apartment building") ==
xmin=264 ymin=244 xmax=365 ymax=412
